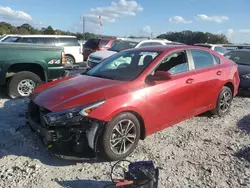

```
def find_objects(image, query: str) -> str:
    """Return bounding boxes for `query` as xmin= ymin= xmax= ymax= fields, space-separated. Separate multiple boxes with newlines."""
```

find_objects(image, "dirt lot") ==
xmin=1 ymin=76 xmax=250 ymax=187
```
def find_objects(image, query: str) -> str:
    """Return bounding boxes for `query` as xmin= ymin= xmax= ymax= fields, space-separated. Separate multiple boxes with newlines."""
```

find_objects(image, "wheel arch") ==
xmin=224 ymin=82 xmax=234 ymax=96
xmin=6 ymin=63 xmax=47 ymax=82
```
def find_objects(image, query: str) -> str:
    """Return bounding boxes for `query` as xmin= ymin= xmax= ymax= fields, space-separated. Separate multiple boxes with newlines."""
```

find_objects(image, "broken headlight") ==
xmin=44 ymin=100 xmax=105 ymax=126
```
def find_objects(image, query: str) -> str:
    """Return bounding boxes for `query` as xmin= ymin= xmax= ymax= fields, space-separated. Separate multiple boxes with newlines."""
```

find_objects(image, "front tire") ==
xmin=98 ymin=112 xmax=141 ymax=161
xmin=211 ymin=86 xmax=233 ymax=117
xmin=7 ymin=71 xmax=42 ymax=99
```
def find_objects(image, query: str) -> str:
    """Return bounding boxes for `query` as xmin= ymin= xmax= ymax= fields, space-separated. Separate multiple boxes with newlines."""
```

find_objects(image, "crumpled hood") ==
xmin=31 ymin=75 xmax=124 ymax=112
xmin=89 ymin=50 xmax=117 ymax=60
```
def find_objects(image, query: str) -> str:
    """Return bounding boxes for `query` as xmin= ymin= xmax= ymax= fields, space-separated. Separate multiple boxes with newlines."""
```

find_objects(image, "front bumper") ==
xmin=27 ymin=101 xmax=104 ymax=159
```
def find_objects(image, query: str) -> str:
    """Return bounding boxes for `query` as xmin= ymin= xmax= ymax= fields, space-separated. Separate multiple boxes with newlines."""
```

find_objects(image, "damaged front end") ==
xmin=26 ymin=100 xmax=106 ymax=159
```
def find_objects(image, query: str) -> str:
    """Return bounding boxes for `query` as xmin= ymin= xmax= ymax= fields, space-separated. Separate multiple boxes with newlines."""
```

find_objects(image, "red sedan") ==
xmin=27 ymin=45 xmax=240 ymax=161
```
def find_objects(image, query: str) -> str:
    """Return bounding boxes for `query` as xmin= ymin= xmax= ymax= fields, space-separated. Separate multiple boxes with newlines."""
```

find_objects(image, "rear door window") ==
xmin=17 ymin=37 xmax=40 ymax=44
xmin=39 ymin=38 xmax=56 ymax=45
xmin=58 ymin=37 xmax=80 ymax=46
xmin=190 ymin=49 xmax=215 ymax=69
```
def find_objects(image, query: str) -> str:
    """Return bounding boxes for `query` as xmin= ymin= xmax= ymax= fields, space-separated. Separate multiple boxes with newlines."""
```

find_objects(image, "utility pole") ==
xmin=150 ymin=32 xmax=153 ymax=39
xmin=80 ymin=17 xmax=85 ymax=41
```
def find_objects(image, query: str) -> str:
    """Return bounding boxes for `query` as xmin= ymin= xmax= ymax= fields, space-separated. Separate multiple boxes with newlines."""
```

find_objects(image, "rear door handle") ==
xmin=217 ymin=71 xmax=222 ymax=75
xmin=186 ymin=78 xmax=194 ymax=84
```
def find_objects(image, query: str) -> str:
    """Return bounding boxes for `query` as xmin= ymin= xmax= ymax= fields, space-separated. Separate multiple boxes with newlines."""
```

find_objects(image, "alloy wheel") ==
xmin=109 ymin=119 xmax=137 ymax=155
xmin=220 ymin=91 xmax=231 ymax=113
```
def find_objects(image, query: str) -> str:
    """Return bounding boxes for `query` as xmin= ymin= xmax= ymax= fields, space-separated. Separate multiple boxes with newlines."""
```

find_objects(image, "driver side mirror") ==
xmin=145 ymin=71 xmax=172 ymax=85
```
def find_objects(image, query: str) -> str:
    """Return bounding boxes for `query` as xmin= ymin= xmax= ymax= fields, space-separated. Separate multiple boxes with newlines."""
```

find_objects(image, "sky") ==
xmin=1 ymin=0 xmax=250 ymax=43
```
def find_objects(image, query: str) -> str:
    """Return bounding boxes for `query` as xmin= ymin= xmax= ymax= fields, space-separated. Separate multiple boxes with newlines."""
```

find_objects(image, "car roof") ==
xmin=194 ymin=43 xmax=223 ymax=47
xmin=138 ymin=39 xmax=171 ymax=43
xmin=124 ymin=45 xmax=210 ymax=52
xmin=18 ymin=35 xmax=76 ymax=38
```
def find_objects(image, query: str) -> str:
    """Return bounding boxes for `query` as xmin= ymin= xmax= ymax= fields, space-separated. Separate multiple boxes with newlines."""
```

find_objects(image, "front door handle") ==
xmin=186 ymin=78 xmax=194 ymax=84
xmin=217 ymin=71 xmax=222 ymax=75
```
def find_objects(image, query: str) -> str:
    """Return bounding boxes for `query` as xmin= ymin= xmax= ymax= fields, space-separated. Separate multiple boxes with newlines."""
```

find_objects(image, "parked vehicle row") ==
xmin=86 ymin=39 xmax=186 ymax=68
xmin=1 ymin=34 xmax=83 ymax=66
xmin=27 ymin=45 xmax=240 ymax=161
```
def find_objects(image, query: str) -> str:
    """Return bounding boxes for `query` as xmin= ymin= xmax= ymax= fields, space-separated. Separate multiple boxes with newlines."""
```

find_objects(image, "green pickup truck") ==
xmin=0 ymin=42 xmax=68 ymax=98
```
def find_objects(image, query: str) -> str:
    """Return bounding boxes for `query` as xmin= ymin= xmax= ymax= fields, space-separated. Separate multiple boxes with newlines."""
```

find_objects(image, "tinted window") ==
xmin=214 ymin=46 xmax=227 ymax=54
xmin=156 ymin=51 xmax=189 ymax=75
xmin=99 ymin=39 xmax=109 ymax=47
xmin=109 ymin=40 xmax=138 ymax=52
xmin=224 ymin=51 xmax=250 ymax=65
xmin=191 ymin=50 xmax=215 ymax=69
xmin=213 ymin=54 xmax=221 ymax=64
xmin=16 ymin=37 xmax=40 ymax=43
xmin=87 ymin=51 xmax=161 ymax=81
xmin=2 ymin=36 xmax=20 ymax=42
xmin=58 ymin=37 xmax=79 ymax=46
xmin=39 ymin=38 xmax=55 ymax=45
xmin=84 ymin=38 xmax=101 ymax=49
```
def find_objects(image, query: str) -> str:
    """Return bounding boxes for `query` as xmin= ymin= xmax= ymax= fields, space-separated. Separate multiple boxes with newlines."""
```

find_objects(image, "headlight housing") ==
xmin=242 ymin=74 xmax=250 ymax=79
xmin=44 ymin=100 xmax=105 ymax=126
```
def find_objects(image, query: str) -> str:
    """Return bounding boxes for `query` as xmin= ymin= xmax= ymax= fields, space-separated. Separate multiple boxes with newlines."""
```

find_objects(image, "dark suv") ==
xmin=83 ymin=38 xmax=116 ymax=60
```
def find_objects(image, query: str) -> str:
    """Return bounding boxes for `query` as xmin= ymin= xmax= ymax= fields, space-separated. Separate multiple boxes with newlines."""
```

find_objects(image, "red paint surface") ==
xmin=31 ymin=46 xmax=240 ymax=137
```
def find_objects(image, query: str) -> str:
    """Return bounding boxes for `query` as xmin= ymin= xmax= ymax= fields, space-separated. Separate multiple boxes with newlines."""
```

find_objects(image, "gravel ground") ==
xmin=1 ymin=72 xmax=250 ymax=187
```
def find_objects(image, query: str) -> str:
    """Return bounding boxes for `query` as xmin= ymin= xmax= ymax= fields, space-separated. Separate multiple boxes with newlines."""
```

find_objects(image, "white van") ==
xmin=13 ymin=35 xmax=83 ymax=65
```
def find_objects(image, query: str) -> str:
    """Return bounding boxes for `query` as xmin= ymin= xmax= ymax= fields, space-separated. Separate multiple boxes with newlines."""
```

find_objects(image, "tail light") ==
xmin=62 ymin=52 xmax=66 ymax=66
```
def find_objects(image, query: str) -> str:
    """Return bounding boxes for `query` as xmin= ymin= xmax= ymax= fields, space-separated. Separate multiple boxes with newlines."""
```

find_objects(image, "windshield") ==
xmin=86 ymin=50 xmax=161 ymax=81
xmin=109 ymin=41 xmax=138 ymax=52
xmin=224 ymin=51 xmax=250 ymax=65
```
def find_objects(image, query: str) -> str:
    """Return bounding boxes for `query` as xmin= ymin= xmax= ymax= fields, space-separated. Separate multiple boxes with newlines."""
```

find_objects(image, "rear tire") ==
xmin=210 ymin=86 xmax=233 ymax=117
xmin=98 ymin=112 xmax=141 ymax=161
xmin=7 ymin=71 xmax=42 ymax=99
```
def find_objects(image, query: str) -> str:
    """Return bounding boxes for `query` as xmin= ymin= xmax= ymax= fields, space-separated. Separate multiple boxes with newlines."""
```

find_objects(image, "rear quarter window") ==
xmin=58 ymin=37 xmax=79 ymax=46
